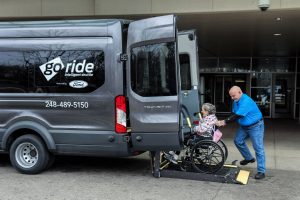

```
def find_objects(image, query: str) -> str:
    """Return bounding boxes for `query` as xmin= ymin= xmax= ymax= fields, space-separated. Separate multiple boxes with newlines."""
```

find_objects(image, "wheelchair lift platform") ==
xmin=150 ymin=152 xmax=250 ymax=185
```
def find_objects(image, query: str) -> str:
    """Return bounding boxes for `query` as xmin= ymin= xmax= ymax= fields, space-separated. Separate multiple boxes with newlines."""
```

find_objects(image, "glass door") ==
xmin=214 ymin=75 xmax=232 ymax=113
xmin=272 ymin=74 xmax=294 ymax=118
xmin=200 ymin=74 xmax=247 ymax=114
xmin=251 ymin=73 xmax=272 ymax=118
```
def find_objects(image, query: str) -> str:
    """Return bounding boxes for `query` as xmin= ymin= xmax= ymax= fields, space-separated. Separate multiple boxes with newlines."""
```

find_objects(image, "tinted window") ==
xmin=131 ymin=42 xmax=177 ymax=96
xmin=0 ymin=52 xmax=29 ymax=93
xmin=179 ymin=54 xmax=191 ymax=90
xmin=0 ymin=50 xmax=104 ymax=93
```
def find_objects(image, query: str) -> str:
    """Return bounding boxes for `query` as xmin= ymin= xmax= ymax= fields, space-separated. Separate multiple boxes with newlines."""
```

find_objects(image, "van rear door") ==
xmin=178 ymin=31 xmax=200 ymax=125
xmin=127 ymin=15 xmax=180 ymax=151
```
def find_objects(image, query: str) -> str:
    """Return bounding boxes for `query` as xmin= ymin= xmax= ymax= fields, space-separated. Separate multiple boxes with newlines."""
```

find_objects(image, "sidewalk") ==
xmin=220 ymin=118 xmax=300 ymax=172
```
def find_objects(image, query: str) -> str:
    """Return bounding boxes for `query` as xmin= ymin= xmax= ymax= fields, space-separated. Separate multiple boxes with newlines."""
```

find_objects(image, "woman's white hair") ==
xmin=202 ymin=103 xmax=216 ymax=114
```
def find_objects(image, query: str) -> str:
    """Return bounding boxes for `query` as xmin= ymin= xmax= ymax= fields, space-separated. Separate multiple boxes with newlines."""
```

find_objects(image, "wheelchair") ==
xmin=164 ymin=108 xmax=228 ymax=174
xmin=177 ymin=130 xmax=228 ymax=174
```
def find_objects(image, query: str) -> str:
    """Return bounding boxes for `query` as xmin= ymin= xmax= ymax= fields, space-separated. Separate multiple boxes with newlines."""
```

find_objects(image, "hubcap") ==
xmin=15 ymin=142 xmax=38 ymax=168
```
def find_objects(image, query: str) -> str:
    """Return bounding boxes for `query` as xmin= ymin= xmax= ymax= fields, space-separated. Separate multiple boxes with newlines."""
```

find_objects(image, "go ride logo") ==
xmin=39 ymin=57 xmax=95 ymax=81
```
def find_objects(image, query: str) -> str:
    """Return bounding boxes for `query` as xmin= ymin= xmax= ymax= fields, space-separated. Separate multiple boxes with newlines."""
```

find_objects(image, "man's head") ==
xmin=229 ymin=86 xmax=243 ymax=101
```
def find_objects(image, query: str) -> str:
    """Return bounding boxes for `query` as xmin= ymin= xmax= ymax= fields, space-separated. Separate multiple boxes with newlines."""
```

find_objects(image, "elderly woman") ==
xmin=165 ymin=103 xmax=218 ymax=164
xmin=193 ymin=103 xmax=218 ymax=137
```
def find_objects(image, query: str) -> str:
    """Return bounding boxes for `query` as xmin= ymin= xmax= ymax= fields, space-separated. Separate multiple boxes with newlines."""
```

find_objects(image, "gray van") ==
xmin=0 ymin=15 xmax=183 ymax=174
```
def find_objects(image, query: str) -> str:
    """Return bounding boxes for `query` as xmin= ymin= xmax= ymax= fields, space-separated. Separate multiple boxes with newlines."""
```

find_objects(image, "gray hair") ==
xmin=202 ymin=103 xmax=216 ymax=114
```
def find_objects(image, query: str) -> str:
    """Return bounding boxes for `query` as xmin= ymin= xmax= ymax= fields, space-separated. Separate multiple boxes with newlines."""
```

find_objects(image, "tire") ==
xmin=217 ymin=140 xmax=228 ymax=162
xmin=9 ymin=134 xmax=50 ymax=174
xmin=191 ymin=140 xmax=225 ymax=173
xmin=45 ymin=153 xmax=55 ymax=170
xmin=179 ymin=157 xmax=191 ymax=172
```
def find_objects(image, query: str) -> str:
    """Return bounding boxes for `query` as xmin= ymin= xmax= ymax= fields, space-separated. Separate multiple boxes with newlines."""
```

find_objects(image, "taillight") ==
xmin=193 ymin=120 xmax=199 ymax=125
xmin=115 ymin=95 xmax=127 ymax=134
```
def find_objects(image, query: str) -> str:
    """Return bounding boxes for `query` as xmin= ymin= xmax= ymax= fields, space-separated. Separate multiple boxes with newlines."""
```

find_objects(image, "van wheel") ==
xmin=10 ymin=134 xmax=49 ymax=174
xmin=46 ymin=153 xmax=55 ymax=170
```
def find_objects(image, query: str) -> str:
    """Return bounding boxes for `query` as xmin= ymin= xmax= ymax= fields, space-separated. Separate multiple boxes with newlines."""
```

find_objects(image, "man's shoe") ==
xmin=255 ymin=172 xmax=265 ymax=179
xmin=240 ymin=158 xmax=256 ymax=165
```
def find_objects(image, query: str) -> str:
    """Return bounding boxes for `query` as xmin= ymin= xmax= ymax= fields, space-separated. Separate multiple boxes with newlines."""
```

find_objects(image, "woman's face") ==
xmin=201 ymin=107 xmax=209 ymax=116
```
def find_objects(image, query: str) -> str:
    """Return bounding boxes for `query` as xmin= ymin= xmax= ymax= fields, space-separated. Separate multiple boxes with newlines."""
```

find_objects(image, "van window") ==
xmin=130 ymin=42 xmax=177 ymax=96
xmin=0 ymin=52 xmax=29 ymax=93
xmin=0 ymin=50 xmax=105 ymax=93
xmin=179 ymin=53 xmax=192 ymax=90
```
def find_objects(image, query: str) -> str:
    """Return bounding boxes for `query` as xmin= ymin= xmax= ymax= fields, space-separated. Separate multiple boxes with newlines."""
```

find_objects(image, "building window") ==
xmin=199 ymin=58 xmax=218 ymax=72
xmin=251 ymin=73 xmax=271 ymax=87
xmin=199 ymin=58 xmax=250 ymax=73
xmin=219 ymin=58 xmax=250 ymax=73
xmin=252 ymin=57 xmax=296 ymax=72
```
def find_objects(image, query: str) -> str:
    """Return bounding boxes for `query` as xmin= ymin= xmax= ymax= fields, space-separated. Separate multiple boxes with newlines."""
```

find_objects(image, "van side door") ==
xmin=127 ymin=15 xmax=180 ymax=151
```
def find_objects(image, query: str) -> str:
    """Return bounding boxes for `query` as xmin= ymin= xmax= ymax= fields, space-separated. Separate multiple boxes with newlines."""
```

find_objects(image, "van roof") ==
xmin=0 ymin=19 xmax=130 ymax=28
xmin=0 ymin=19 xmax=131 ymax=38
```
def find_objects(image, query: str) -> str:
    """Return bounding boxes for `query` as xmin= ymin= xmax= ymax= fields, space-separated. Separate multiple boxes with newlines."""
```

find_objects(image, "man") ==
xmin=218 ymin=86 xmax=266 ymax=179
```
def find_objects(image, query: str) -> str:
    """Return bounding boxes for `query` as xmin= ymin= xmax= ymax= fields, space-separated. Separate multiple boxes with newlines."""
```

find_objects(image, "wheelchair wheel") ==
xmin=179 ymin=157 xmax=190 ymax=172
xmin=217 ymin=140 xmax=228 ymax=162
xmin=190 ymin=140 xmax=225 ymax=173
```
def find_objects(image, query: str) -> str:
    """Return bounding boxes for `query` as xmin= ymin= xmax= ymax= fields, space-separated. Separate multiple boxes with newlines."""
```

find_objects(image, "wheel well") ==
xmin=6 ymin=129 xmax=45 ymax=151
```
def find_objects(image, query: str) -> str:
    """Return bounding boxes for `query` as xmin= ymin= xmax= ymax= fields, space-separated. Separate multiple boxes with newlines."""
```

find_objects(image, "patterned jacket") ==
xmin=193 ymin=114 xmax=218 ymax=136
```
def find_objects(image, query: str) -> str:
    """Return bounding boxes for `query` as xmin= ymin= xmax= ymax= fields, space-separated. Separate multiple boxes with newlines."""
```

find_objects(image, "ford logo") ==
xmin=69 ymin=80 xmax=88 ymax=88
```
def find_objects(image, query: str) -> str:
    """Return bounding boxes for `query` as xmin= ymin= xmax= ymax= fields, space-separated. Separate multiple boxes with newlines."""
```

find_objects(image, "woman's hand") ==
xmin=216 ymin=120 xmax=226 ymax=127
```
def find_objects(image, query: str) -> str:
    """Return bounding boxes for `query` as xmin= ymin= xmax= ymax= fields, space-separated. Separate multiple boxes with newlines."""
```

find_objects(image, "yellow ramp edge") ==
xmin=236 ymin=170 xmax=250 ymax=185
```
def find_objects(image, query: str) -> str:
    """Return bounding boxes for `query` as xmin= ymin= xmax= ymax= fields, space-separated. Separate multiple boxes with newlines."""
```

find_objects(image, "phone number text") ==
xmin=45 ymin=100 xmax=89 ymax=109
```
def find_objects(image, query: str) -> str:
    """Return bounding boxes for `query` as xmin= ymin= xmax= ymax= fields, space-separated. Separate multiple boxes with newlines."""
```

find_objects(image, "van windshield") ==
xmin=130 ymin=42 xmax=177 ymax=97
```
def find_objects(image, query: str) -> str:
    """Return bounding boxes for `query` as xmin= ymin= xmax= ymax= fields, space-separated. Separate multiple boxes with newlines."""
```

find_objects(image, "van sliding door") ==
xmin=127 ymin=15 xmax=180 ymax=151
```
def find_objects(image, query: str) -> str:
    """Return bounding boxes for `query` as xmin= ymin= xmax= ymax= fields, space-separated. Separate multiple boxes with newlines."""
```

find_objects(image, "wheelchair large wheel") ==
xmin=190 ymin=140 xmax=225 ymax=173
xmin=217 ymin=140 xmax=228 ymax=162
